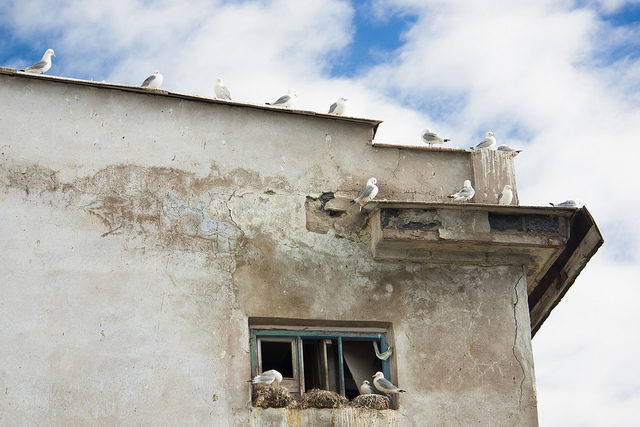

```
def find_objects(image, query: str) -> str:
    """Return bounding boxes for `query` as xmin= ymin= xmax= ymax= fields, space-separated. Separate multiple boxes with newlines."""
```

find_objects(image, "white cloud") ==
xmin=2 ymin=0 xmax=640 ymax=424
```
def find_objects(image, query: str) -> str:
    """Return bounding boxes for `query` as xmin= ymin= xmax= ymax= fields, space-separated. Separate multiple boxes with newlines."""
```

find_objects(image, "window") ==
xmin=250 ymin=325 xmax=392 ymax=399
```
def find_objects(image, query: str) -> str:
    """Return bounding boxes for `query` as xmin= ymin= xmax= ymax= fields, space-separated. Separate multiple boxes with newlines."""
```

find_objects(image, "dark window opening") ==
xmin=260 ymin=340 xmax=294 ymax=378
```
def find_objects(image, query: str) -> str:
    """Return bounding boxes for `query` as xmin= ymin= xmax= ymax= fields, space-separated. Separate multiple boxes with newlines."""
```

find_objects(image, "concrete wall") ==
xmin=0 ymin=72 xmax=537 ymax=425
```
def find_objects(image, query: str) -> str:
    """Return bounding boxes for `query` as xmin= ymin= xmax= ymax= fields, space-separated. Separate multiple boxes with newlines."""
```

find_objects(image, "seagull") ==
xmin=359 ymin=380 xmax=376 ymax=395
xmin=448 ymin=180 xmax=475 ymax=202
xmin=328 ymin=97 xmax=348 ymax=115
xmin=550 ymin=200 xmax=580 ymax=208
xmin=472 ymin=132 xmax=496 ymax=150
xmin=497 ymin=144 xmax=522 ymax=157
xmin=421 ymin=128 xmax=450 ymax=147
xmin=497 ymin=185 xmax=513 ymax=205
xmin=266 ymin=89 xmax=296 ymax=108
xmin=214 ymin=78 xmax=231 ymax=100
xmin=21 ymin=49 xmax=55 ymax=74
xmin=372 ymin=372 xmax=406 ymax=394
xmin=351 ymin=177 xmax=379 ymax=208
xmin=250 ymin=369 xmax=283 ymax=387
xmin=141 ymin=71 xmax=163 ymax=89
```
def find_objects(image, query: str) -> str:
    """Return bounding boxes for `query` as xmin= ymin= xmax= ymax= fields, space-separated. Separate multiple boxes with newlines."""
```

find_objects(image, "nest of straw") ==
xmin=296 ymin=388 xmax=348 ymax=409
xmin=252 ymin=384 xmax=292 ymax=408
xmin=349 ymin=394 xmax=390 ymax=410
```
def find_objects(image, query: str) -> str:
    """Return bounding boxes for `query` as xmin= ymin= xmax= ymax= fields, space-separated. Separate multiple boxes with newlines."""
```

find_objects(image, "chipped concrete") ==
xmin=0 ymin=71 xmax=537 ymax=425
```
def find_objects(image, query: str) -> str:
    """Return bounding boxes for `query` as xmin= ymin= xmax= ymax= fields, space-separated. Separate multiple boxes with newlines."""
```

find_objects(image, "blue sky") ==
xmin=2 ymin=0 xmax=640 ymax=425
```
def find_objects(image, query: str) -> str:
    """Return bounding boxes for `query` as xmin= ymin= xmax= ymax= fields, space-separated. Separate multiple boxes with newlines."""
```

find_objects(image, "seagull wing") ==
xmin=141 ymin=75 xmax=156 ymax=87
xmin=353 ymin=184 xmax=375 ymax=203
xmin=475 ymin=137 xmax=493 ymax=149
xmin=26 ymin=59 xmax=48 ymax=71
xmin=269 ymin=94 xmax=290 ymax=105
xmin=328 ymin=102 xmax=338 ymax=114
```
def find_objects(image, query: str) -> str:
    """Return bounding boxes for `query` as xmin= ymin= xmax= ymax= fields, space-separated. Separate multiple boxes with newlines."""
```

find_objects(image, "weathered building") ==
xmin=0 ymin=68 xmax=602 ymax=426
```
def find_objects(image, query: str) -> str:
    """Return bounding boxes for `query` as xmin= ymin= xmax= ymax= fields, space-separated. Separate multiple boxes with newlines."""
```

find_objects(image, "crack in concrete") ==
xmin=224 ymin=189 xmax=245 ymax=242
xmin=512 ymin=266 xmax=527 ymax=407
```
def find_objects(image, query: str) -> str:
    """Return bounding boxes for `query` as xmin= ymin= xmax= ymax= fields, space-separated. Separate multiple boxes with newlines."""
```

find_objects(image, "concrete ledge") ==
xmin=249 ymin=407 xmax=402 ymax=426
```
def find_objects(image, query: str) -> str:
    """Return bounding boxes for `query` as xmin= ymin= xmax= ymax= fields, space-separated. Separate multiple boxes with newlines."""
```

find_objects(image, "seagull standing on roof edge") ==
xmin=372 ymin=371 xmax=406 ymax=394
xmin=497 ymin=185 xmax=513 ymax=205
xmin=359 ymin=380 xmax=376 ymax=395
xmin=214 ymin=78 xmax=231 ymax=100
xmin=421 ymin=128 xmax=450 ymax=147
xmin=550 ymin=200 xmax=580 ymax=207
xmin=473 ymin=132 xmax=496 ymax=150
xmin=266 ymin=89 xmax=296 ymax=108
xmin=328 ymin=97 xmax=348 ymax=115
xmin=448 ymin=180 xmax=475 ymax=202
xmin=21 ymin=49 xmax=55 ymax=74
xmin=141 ymin=71 xmax=163 ymax=89
xmin=351 ymin=177 xmax=379 ymax=210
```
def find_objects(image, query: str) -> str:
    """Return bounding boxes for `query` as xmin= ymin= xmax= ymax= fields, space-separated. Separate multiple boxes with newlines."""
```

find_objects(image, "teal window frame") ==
xmin=250 ymin=328 xmax=391 ymax=397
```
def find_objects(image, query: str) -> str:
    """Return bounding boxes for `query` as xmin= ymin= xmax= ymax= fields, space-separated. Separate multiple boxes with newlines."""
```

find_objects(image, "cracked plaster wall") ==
xmin=0 ymin=74 xmax=536 ymax=425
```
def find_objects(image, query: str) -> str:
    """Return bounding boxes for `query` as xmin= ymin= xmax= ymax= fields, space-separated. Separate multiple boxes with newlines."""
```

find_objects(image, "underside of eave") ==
xmin=528 ymin=207 xmax=603 ymax=337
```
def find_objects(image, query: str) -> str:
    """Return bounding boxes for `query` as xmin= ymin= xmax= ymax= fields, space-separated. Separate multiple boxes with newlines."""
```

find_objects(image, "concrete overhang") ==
xmin=0 ymin=67 xmax=383 ymax=138
xmin=365 ymin=202 xmax=603 ymax=335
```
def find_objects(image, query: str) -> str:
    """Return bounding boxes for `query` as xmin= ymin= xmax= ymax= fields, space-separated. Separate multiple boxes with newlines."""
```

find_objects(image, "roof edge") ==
xmin=0 ymin=67 xmax=383 ymax=137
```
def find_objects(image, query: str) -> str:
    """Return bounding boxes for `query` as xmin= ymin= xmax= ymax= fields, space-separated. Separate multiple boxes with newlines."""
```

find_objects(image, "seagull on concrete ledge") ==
xmin=497 ymin=144 xmax=522 ymax=157
xmin=21 ymin=49 xmax=55 ymax=74
xmin=359 ymin=380 xmax=376 ymax=395
xmin=351 ymin=177 xmax=379 ymax=208
xmin=372 ymin=372 xmax=406 ymax=394
xmin=141 ymin=70 xmax=163 ymax=89
xmin=421 ymin=128 xmax=450 ymax=147
xmin=250 ymin=369 xmax=283 ymax=387
xmin=328 ymin=97 xmax=348 ymax=115
xmin=266 ymin=89 xmax=296 ymax=108
xmin=214 ymin=77 xmax=231 ymax=100
xmin=448 ymin=180 xmax=475 ymax=202
xmin=472 ymin=132 xmax=496 ymax=150
xmin=497 ymin=185 xmax=513 ymax=205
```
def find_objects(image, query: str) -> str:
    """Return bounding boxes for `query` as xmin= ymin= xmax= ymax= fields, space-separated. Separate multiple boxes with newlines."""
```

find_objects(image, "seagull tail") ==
xmin=448 ymin=195 xmax=455 ymax=199
xmin=265 ymin=102 xmax=272 ymax=105
xmin=398 ymin=389 xmax=406 ymax=393
xmin=444 ymin=139 xmax=451 ymax=142
xmin=549 ymin=203 xmax=556 ymax=207
xmin=516 ymin=150 xmax=522 ymax=153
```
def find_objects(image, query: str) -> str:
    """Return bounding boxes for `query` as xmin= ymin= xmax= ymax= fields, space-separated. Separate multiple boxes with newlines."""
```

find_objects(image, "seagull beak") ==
xmin=52 ymin=53 xmax=56 ymax=57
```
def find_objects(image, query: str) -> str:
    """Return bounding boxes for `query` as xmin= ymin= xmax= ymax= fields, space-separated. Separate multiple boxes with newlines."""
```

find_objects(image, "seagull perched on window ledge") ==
xmin=372 ymin=371 xmax=406 ymax=394
xmin=21 ymin=49 xmax=55 ymax=74
xmin=249 ymin=369 xmax=283 ymax=387
xmin=359 ymin=380 xmax=376 ymax=395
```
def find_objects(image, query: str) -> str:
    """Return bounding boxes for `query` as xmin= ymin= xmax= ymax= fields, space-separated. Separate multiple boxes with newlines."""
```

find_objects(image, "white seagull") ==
xmin=550 ymin=200 xmax=580 ymax=208
xmin=372 ymin=371 xmax=406 ymax=394
xmin=250 ymin=369 xmax=283 ymax=387
xmin=359 ymin=380 xmax=376 ymax=395
xmin=497 ymin=144 xmax=522 ymax=157
xmin=497 ymin=185 xmax=513 ymax=205
xmin=21 ymin=49 xmax=55 ymax=74
xmin=473 ymin=132 xmax=496 ymax=150
xmin=141 ymin=71 xmax=163 ymax=89
xmin=421 ymin=128 xmax=450 ymax=147
xmin=351 ymin=177 xmax=379 ymax=208
xmin=266 ymin=89 xmax=296 ymax=108
xmin=328 ymin=97 xmax=348 ymax=115
xmin=448 ymin=180 xmax=475 ymax=202
xmin=214 ymin=78 xmax=231 ymax=100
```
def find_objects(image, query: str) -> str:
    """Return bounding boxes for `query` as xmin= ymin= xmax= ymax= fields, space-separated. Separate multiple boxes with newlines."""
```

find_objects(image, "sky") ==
xmin=1 ymin=0 xmax=640 ymax=424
